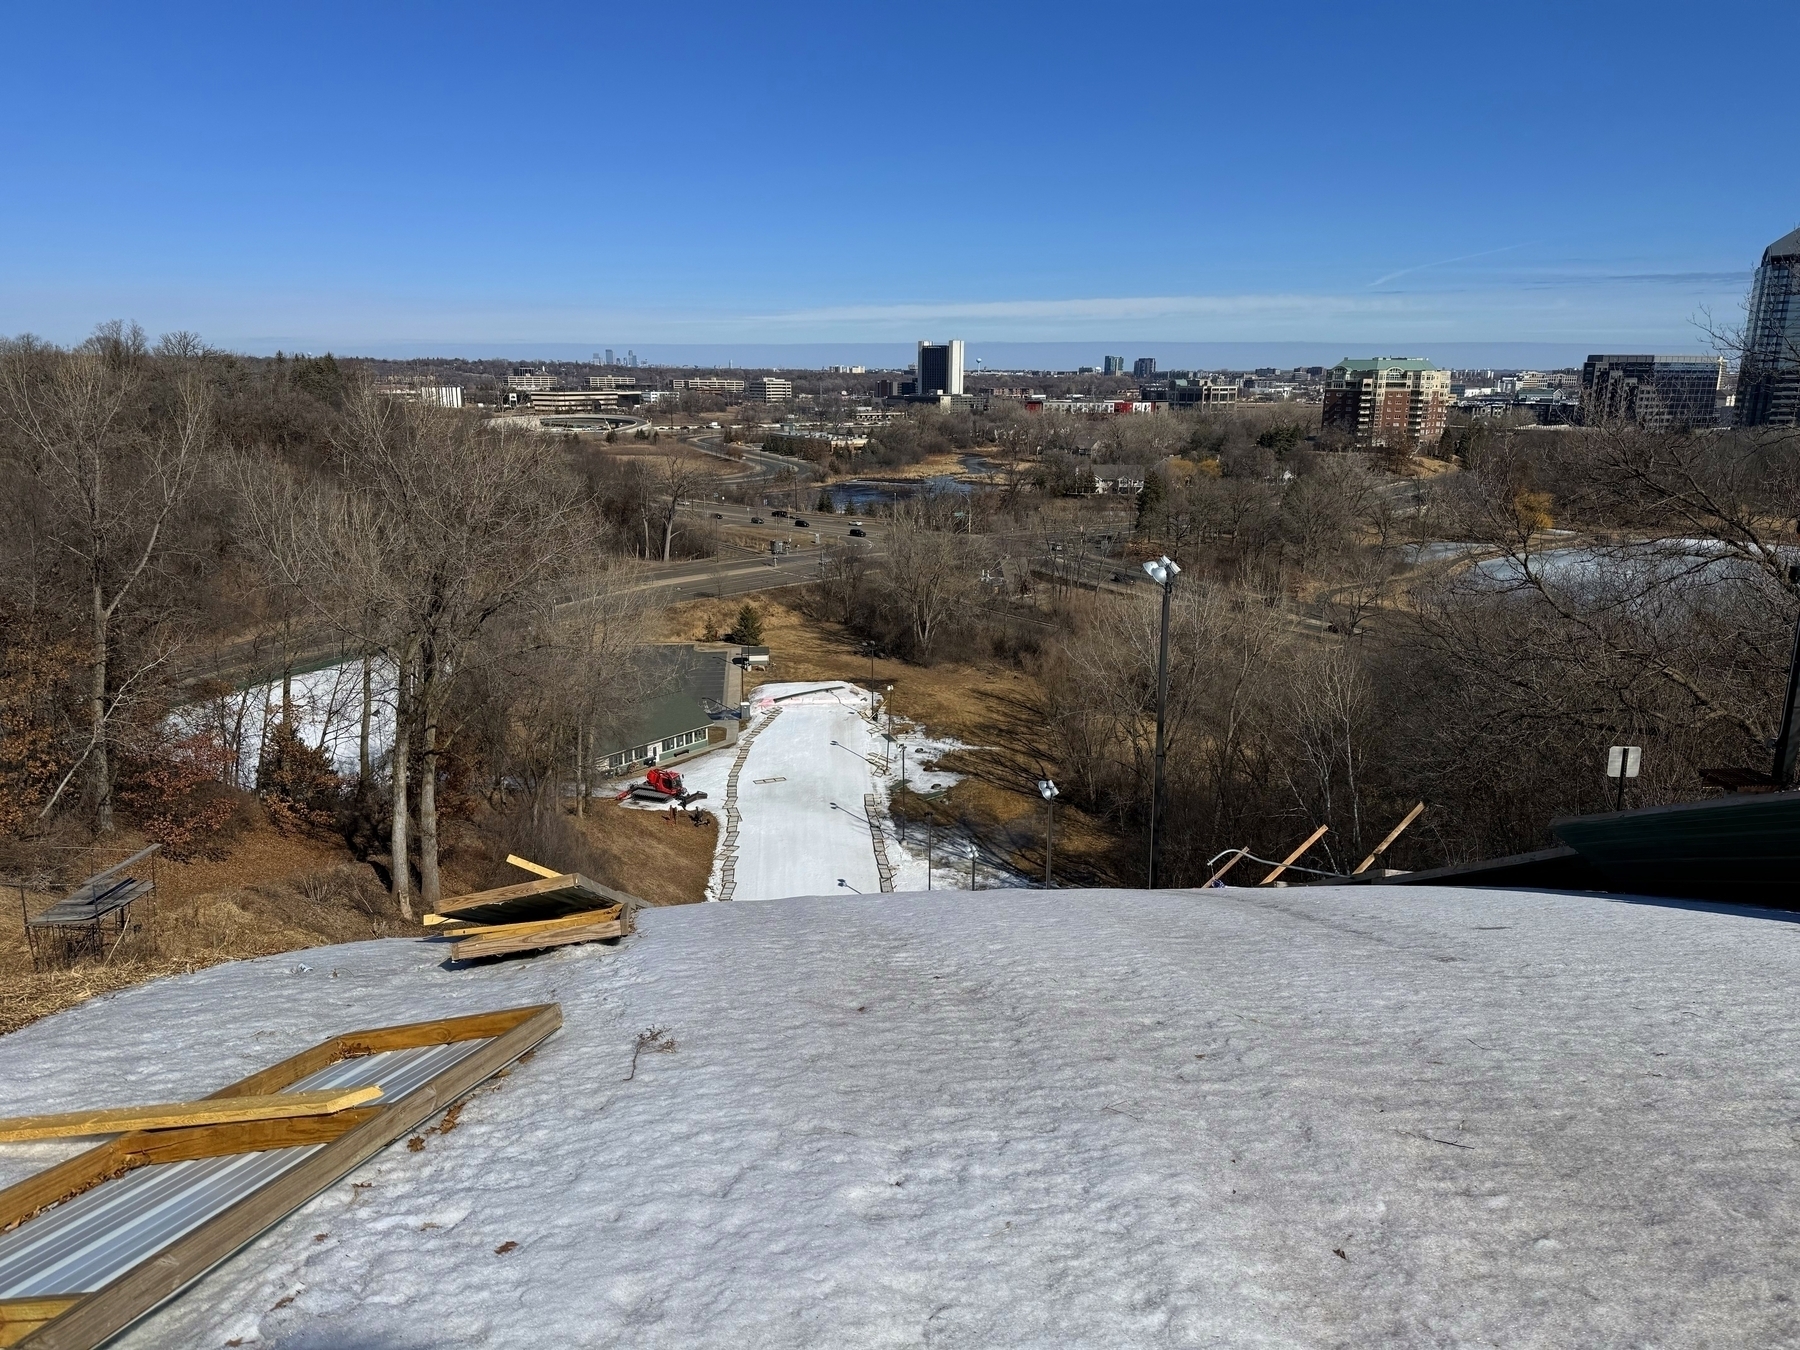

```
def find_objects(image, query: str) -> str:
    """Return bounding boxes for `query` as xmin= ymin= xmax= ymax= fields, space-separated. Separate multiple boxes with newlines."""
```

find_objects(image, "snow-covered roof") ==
xmin=3 ymin=884 xmax=1795 ymax=1345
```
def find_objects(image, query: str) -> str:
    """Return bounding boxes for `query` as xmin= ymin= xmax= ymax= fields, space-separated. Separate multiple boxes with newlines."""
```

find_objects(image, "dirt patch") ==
xmin=576 ymin=799 xmax=717 ymax=906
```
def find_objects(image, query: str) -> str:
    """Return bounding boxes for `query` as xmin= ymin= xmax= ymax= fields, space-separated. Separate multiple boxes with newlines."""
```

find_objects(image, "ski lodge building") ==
xmin=596 ymin=642 xmax=768 ymax=776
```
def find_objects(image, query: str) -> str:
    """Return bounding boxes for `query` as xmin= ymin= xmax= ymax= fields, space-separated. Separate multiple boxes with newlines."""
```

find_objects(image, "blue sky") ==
xmin=2 ymin=0 xmax=1794 ymax=360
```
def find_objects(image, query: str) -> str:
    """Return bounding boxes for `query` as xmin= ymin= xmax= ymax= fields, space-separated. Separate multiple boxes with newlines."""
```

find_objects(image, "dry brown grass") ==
xmin=575 ymin=799 xmax=717 ymax=906
xmin=659 ymin=596 xmax=1127 ymax=885
xmin=0 ymin=820 xmax=419 ymax=1038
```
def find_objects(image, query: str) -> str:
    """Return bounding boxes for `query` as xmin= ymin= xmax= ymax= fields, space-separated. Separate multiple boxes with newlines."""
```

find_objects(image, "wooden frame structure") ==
xmin=425 ymin=856 xmax=642 ymax=964
xmin=0 ymin=1003 xmax=560 ymax=1349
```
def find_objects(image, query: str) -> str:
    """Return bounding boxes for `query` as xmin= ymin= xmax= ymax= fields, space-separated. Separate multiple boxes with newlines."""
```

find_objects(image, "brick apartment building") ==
xmin=1322 ymin=357 xmax=1451 ymax=447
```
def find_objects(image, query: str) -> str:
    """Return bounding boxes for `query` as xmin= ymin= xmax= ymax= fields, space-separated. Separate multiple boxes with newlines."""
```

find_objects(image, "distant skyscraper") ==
xmin=1579 ymin=355 xmax=1724 ymax=431
xmin=1103 ymin=355 xmax=1126 ymax=375
xmin=605 ymin=349 xmax=615 ymax=365
xmin=1132 ymin=357 xmax=1156 ymax=379
xmin=1737 ymin=226 xmax=1800 ymax=427
xmin=916 ymin=340 xmax=964 ymax=395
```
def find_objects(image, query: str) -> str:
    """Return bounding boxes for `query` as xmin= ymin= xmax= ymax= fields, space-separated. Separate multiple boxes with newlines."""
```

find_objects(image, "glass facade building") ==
xmin=1737 ymin=227 xmax=1800 ymax=428
xmin=1578 ymin=355 xmax=1725 ymax=431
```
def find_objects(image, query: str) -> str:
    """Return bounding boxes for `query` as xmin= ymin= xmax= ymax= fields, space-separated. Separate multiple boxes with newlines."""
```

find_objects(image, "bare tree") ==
xmin=0 ymin=327 xmax=207 ymax=830
xmin=880 ymin=502 xmax=983 ymax=659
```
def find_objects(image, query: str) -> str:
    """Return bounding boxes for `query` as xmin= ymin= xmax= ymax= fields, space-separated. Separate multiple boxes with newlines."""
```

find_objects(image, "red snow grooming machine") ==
xmin=617 ymin=766 xmax=708 ymax=807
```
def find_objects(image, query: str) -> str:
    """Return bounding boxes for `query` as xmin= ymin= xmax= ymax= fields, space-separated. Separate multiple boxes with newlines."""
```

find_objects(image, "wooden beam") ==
xmin=0 ymin=1087 xmax=382 ymax=1144
xmin=1 ymin=1299 xmax=80 ymax=1348
xmin=20 ymin=1004 xmax=563 ymax=1350
xmin=332 ymin=1004 xmax=553 ymax=1057
xmin=438 ymin=906 xmax=620 ymax=942
xmin=1352 ymin=802 xmax=1426 ymax=875
xmin=505 ymin=853 xmax=561 ymax=879
xmin=1258 ymin=825 xmax=1330 ymax=886
xmin=0 ymin=1142 xmax=132 ymax=1236
xmin=433 ymin=872 xmax=592 ymax=914
xmin=420 ymin=913 xmax=466 ymax=927
xmin=433 ymin=872 xmax=644 ymax=925
xmin=452 ymin=917 xmax=624 ymax=962
xmin=117 ymin=1108 xmax=384 ymax=1167
xmin=1204 ymin=848 xmax=1250 ymax=887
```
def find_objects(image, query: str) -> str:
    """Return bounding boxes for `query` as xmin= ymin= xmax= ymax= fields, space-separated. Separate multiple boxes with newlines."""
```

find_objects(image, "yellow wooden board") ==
xmin=505 ymin=853 xmax=561 ymax=878
xmin=0 ymin=1296 xmax=80 ymax=1347
xmin=0 ymin=1085 xmax=382 ymax=1144
xmin=452 ymin=916 xmax=624 ymax=961
xmin=440 ymin=905 xmax=621 ymax=941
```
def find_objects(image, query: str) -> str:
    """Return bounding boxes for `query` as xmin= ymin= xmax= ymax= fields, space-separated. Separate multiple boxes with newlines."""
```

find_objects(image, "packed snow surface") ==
xmin=4 ymin=885 xmax=1799 ymax=1346
xmin=672 ymin=682 xmax=975 ymax=902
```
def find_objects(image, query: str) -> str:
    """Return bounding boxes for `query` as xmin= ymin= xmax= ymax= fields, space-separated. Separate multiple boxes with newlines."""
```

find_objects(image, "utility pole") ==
xmin=1038 ymin=779 xmax=1059 ymax=886
xmin=1141 ymin=555 xmax=1180 ymax=888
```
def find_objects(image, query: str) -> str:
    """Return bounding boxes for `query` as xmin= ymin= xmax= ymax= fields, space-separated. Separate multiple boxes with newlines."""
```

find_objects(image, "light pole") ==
xmin=1038 ymin=778 xmax=1059 ymax=886
xmin=1142 ymin=555 xmax=1181 ymax=888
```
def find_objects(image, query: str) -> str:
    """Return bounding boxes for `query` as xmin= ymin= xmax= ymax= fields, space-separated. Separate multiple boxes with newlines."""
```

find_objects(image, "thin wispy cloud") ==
xmin=1368 ymin=242 xmax=1539 ymax=288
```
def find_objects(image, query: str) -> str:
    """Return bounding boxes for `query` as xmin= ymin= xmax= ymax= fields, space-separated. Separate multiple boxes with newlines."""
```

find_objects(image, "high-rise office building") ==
xmin=916 ymin=340 xmax=964 ymax=396
xmin=1737 ymin=226 xmax=1800 ymax=427
xmin=1322 ymin=357 xmax=1451 ymax=447
xmin=1103 ymin=355 xmax=1126 ymax=375
xmin=1579 ymin=355 xmax=1724 ymax=431
xmin=747 ymin=377 xmax=792 ymax=403
xmin=1132 ymin=357 xmax=1157 ymax=379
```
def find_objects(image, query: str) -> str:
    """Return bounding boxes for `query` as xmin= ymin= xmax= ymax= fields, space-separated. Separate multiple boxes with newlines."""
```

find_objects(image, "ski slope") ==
xmin=3 ymin=885 xmax=1798 ymax=1347
xmin=673 ymin=682 xmax=970 ymax=902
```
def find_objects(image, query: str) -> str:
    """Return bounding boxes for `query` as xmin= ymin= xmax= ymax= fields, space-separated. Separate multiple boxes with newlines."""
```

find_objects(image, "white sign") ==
xmin=1606 ymin=746 xmax=1642 ymax=779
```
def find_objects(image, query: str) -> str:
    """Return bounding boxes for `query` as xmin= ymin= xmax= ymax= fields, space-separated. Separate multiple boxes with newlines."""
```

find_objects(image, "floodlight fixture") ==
xmin=1037 ymin=779 xmax=1058 ymax=800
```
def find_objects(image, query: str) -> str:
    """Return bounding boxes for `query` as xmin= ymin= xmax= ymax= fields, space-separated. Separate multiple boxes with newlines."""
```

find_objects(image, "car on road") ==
xmin=750 ymin=516 xmax=764 ymax=524
xmin=1111 ymin=571 xmax=1138 ymax=584
xmin=772 ymin=509 xmax=788 ymax=517
xmin=848 ymin=527 xmax=866 ymax=537
xmin=792 ymin=518 xmax=809 ymax=527
xmin=712 ymin=512 xmax=724 ymax=519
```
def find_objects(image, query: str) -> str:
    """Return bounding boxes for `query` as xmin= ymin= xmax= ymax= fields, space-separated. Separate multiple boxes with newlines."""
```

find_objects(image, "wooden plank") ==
xmin=20 ymin=1004 xmax=562 ymax=1350
xmin=452 ymin=917 xmax=624 ymax=962
xmin=1 ymin=1299 xmax=80 ymax=1348
xmin=433 ymin=872 xmax=599 ymax=913
xmin=0 ymin=1143 xmax=131 ymax=1236
xmin=504 ymin=853 xmax=562 ymax=879
xmin=116 ymin=1108 xmax=384 ymax=1167
xmin=332 ymin=1004 xmax=551 ymax=1056
xmin=1258 ymin=824 xmax=1330 ymax=886
xmin=433 ymin=872 xmax=644 ymax=926
xmin=0 ymin=1087 xmax=381 ymax=1144
xmin=1352 ymin=802 xmax=1425 ymax=875
xmin=439 ymin=906 xmax=620 ymax=941
xmin=419 ymin=913 xmax=465 ymax=927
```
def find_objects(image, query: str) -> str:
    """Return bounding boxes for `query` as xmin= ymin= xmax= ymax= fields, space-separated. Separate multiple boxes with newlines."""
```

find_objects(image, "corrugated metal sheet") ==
xmin=0 ymin=1037 xmax=495 ymax=1298
xmin=0 ymin=1148 xmax=320 ymax=1298
xmin=289 ymin=1037 xmax=491 ymax=1100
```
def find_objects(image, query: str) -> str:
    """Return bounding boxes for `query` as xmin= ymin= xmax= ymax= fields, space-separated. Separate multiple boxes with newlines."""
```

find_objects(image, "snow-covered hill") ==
xmin=3 ymin=885 xmax=1798 ymax=1346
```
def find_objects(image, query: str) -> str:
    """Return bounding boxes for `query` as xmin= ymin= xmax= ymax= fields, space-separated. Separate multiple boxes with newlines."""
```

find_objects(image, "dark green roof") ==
xmin=602 ymin=693 xmax=712 ymax=756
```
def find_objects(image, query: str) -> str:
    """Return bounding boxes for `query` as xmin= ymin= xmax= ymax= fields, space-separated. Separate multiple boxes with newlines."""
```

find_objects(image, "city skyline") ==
xmin=2 ymin=1 xmax=1794 ymax=352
